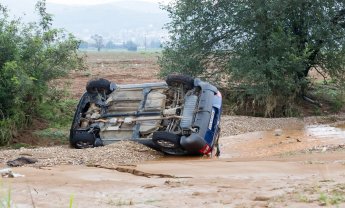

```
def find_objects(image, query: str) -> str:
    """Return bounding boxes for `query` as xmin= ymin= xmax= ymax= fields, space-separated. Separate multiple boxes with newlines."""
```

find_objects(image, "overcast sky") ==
xmin=46 ymin=0 xmax=171 ymax=5
xmin=2 ymin=0 xmax=171 ymax=41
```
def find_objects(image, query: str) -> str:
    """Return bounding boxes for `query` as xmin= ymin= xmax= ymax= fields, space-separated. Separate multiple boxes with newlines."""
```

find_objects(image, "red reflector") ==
xmin=199 ymin=144 xmax=211 ymax=154
xmin=216 ymin=91 xmax=222 ymax=98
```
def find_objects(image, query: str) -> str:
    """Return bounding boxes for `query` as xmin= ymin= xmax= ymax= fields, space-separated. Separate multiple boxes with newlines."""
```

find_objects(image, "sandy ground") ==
xmin=2 ymin=117 xmax=345 ymax=208
xmin=2 ymin=52 xmax=345 ymax=207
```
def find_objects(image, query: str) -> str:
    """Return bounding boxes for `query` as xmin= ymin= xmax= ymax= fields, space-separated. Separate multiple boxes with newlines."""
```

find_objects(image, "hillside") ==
xmin=2 ymin=0 xmax=169 ymax=41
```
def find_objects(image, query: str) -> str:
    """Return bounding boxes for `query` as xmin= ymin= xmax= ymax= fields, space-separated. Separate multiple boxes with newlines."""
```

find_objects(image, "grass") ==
xmin=69 ymin=194 xmax=74 ymax=208
xmin=107 ymin=198 xmax=134 ymax=206
xmin=33 ymin=98 xmax=77 ymax=144
xmin=318 ymin=192 xmax=345 ymax=206
xmin=298 ymin=194 xmax=311 ymax=203
xmin=23 ymin=84 xmax=78 ymax=145
xmin=309 ymin=81 xmax=345 ymax=113
xmin=288 ymin=182 xmax=345 ymax=206
xmin=0 ymin=185 xmax=12 ymax=208
xmin=0 ymin=185 xmax=76 ymax=208
xmin=38 ymin=100 xmax=77 ymax=128
xmin=0 ymin=111 xmax=29 ymax=146
xmin=34 ymin=128 xmax=69 ymax=141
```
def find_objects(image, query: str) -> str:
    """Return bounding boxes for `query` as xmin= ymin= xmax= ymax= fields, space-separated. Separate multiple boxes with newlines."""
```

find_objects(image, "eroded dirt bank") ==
xmin=1 ymin=115 xmax=345 ymax=208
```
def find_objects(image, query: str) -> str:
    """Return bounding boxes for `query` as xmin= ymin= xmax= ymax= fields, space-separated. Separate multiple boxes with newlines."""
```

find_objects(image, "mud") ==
xmin=5 ymin=52 xmax=345 ymax=207
xmin=221 ymin=124 xmax=345 ymax=159
xmin=3 ymin=122 xmax=345 ymax=208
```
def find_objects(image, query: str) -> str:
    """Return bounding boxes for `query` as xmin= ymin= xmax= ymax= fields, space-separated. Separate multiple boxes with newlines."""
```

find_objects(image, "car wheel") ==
xmin=75 ymin=141 xmax=94 ymax=149
xmin=160 ymin=147 xmax=189 ymax=156
xmin=166 ymin=74 xmax=194 ymax=90
xmin=70 ymin=130 xmax=95 ymax=149
xmin=152 ymin=131 xmax=181 ymax=149
xmin=86 ymin=78 xmax=113 ymax=94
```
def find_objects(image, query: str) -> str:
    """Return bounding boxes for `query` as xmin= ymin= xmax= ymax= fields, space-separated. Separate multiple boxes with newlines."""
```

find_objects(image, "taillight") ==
xmin=216 ymin=91 xmax=222 ymax=98
xmin=199 ymin=144 xmax=211 ymax=154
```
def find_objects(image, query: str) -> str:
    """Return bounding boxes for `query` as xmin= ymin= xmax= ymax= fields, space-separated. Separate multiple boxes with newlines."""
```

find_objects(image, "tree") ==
xmin=125 ymin=40 xmax=138 ymax=51
xmin=0 ymin=0 xmax=82 ymax=144
xmin=91 ymin=34 xmax=103 ymax=51
xmin=160 ymin=0 xmax=345 ymax=116
xmin=105 ymin=40 xmax=116 ymax=49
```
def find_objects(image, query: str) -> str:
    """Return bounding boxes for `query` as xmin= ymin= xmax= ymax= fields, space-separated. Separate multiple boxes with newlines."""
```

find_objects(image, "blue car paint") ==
xmin=179 ymin=79 xmax=222 ymax=154
xmin=204 ymin=95 xmax=222 ymax=146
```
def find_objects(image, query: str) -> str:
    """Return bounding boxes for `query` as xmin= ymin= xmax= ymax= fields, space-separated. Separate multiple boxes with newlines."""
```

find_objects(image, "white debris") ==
xmin=0 ymin=168 xmax=25 ymax=178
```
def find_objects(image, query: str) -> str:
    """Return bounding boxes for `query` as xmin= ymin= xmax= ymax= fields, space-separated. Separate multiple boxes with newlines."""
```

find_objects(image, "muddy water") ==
xmin=220 ymin=124 xmax=345 ymax=159
xmin=154 ymin=124 xmax=345 ymax=161
xmin=307 ymin=124 xmax=345 ymax=139
xmin=5 ymin=124 xmax=345 ymax=208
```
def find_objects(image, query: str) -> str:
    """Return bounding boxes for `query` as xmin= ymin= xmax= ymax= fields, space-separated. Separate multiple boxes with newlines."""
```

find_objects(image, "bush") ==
xmin=0 ymin=1 xmax=83 ymax=145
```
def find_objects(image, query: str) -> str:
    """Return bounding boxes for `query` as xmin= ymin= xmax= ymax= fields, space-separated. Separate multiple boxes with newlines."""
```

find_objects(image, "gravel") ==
xmin=0 ymin=114 xmax=344 ymax=168
xmin=0 ymin=141 xmax=163 ymax=168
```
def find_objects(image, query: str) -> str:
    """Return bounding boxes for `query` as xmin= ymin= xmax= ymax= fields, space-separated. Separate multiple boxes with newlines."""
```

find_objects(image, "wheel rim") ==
xmin=76 ymin=141 xmax=93 ymax=149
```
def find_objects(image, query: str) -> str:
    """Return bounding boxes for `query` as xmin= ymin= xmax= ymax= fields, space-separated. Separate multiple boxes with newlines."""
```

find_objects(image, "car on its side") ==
xmin=69 ymin=74 xmax=222 ymax=156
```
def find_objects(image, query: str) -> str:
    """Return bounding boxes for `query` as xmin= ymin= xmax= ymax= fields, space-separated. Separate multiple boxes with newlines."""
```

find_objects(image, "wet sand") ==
xmin=2 ymin=121 xmax=345 ymax=207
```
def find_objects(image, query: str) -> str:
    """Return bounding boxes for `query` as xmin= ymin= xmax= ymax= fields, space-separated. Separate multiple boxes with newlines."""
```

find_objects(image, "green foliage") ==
xmin=160 ymin=0 xmax=345 ymax=116
xmin=0 ymin=0 xmax=83 ymax=145
xmin=37 ymin=98 xmax=77 ymax=128
xmin=319 ymin=192 xmax=345 ymax=206
xmin=125 ymin=40 xmax=138 ymax=52
xmin=69 ymin=194 xmax=74 ymax=208
xmin=310 ymin=83 xmax=345 ymax=112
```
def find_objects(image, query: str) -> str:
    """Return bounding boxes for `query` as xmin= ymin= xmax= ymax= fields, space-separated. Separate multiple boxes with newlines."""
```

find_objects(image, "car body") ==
xmin=69 ymin=75 xmax=222 ymax=156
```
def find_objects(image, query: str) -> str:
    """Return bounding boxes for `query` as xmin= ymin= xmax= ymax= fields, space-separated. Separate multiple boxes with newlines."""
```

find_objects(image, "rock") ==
xmin=274 ymin=129 xmax=283 ymax=137
xmin=254 ymin=196 xmax=271 ymax=201
xmin=7 ymin=157 xmax=38 ymax=167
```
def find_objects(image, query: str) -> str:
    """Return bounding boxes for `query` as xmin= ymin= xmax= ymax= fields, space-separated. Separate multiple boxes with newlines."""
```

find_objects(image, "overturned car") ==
xmin=69 ymin=74 xmax=222 ymax=156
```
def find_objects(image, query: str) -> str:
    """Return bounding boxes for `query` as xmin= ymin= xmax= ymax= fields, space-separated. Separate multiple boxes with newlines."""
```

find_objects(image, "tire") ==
xmin=69 ymin=93 xmax=90 ymax=148
xmin=138 ymin=138 xmax=188 ymax=155
xmin=70 ymin=130 xmax=95 ymax=149
xmin=86 ymin=78 xmax=112 ymax=94
xmin=166 ymin=74 xmax=194 ymax=90
xmin=152 ymin=131 xmax=181 ymax=149
xmin=160 ymin=147 xmax=189 ymax=156
xmin=75 ymin=140 xmax=94 ymax=149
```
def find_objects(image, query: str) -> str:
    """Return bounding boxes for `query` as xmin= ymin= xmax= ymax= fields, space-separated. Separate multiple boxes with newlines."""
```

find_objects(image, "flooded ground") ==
xmin=3 ymin=121 xmax=345 ymax=208
xmin=221 ymin=124 xmax=345 ymax=159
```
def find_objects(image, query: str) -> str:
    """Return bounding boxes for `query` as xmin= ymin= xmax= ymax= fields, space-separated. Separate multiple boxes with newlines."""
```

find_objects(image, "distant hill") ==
xmin=2 ymin=0 xmax=170 ymax=42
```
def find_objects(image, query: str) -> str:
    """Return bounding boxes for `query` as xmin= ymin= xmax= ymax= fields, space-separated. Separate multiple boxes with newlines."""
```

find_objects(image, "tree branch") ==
xmin=332 ymin=9 xmax=345 ymax=27
xmin=314 ymin=67 xmax=328 ymax=84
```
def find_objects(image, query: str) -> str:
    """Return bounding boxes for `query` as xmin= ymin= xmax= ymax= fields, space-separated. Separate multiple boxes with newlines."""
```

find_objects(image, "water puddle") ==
xmin=155 ymin=123 xmax=345 ymax=161
xmin=220 ymin=124 xmax=345 ymax=159
xmin=337 ymin=123 xmax=345 ymax=130
xmin=306 ymin=124 xmax=345 ymax=139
